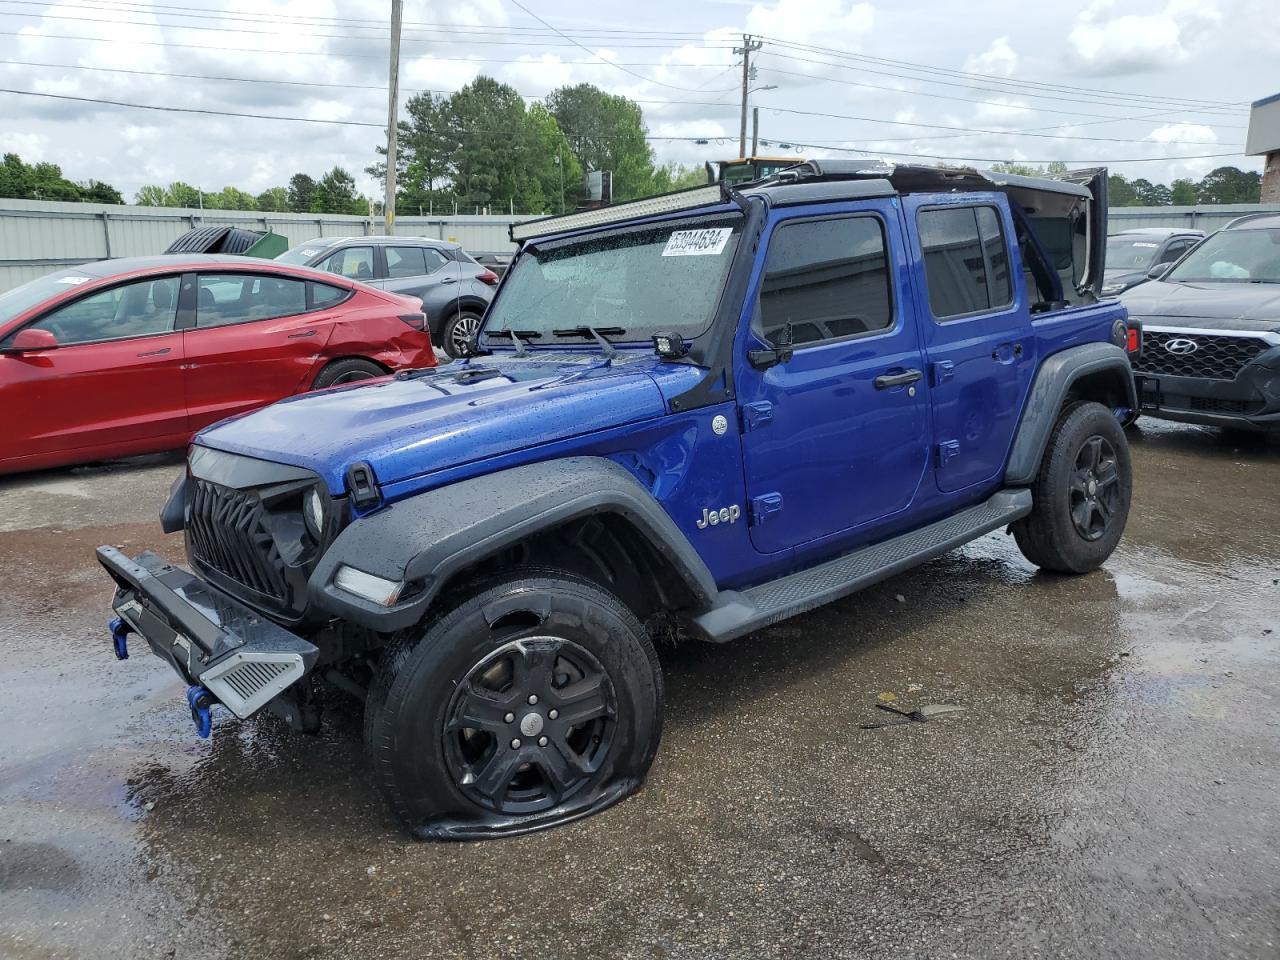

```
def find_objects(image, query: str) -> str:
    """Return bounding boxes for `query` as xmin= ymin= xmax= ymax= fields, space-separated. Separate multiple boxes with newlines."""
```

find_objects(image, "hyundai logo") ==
xmin=1164 ymin=337 xmax=1199 ymax=355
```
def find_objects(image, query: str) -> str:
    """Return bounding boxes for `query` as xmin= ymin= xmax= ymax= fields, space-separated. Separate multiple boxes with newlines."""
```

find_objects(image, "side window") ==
xmin=386 ymin=246 xmax=428 ymax=278
xmin=759 ymin=216 xmax=894 ymax=347
xmin=423 ymin=248 xmax=450 ymax=273
xmin=1158 ymin=239 xmax=1194 ymax=264
xmin=309 ymin=282 xmax=348 ymax=308
xmin=918 ymin=205 xmax=1013 ymax=319
xmin=316 ymin=246 xmax=375 ymax=281
xmin=26 ymin=276 xmax=178 ymax=345
xmin=196 ymin=274 xmax=307 ymax=327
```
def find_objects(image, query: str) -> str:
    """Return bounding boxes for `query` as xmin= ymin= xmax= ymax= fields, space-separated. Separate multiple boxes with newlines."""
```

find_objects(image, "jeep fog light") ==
xmin=334 ymin=565 xmax=404 ymax=606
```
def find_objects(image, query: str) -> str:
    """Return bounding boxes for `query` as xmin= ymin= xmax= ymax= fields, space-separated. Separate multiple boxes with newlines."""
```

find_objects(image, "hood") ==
xmin=196 ymin=352 xmax=675 ymax=494
xmin=1118 ymin=279 xmax=1280 ymax=331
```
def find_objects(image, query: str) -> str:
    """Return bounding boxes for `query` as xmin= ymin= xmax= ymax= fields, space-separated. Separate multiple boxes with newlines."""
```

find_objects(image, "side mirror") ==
xmin=6 ymin=328 xmax=59 ymax=352
xmin=748 ymin=320 xmax=794 ymax=370
xmin=1147 ymin=263 xmax=1173 ymax=281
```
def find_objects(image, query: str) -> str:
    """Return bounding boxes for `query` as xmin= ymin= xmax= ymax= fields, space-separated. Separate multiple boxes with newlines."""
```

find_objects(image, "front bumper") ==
xmin=1133 ymin=330 xmax=1280 ymax=431
xmin=96 ymin=546 xmax=318 ymax=720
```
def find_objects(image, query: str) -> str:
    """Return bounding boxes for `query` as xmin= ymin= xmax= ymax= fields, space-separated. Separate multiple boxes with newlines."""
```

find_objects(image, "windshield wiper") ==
xmin=551 ymin=325 xmax=624 ymax=359
xmin=485 ymin=328 xmax=542 ymax=356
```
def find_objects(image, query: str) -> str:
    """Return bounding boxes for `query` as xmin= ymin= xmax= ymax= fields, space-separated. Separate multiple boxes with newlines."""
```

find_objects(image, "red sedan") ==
xmin=0 ymin=255 xmax=436 ymax=475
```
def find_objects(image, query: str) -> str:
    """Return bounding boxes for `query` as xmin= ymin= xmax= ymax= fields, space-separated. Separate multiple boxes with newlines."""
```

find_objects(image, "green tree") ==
xmin=312 ymin=166 xmax=362 ymax=214
xmin=0 ymin=153 xmax=34 ymax=199
xmin=652 ymin=163 xmax=705 ymax=192
xmin=164 ymin=182 xmax=202 ymax=207
xmin=1045 ymin=160 xmax=1069 ymax=175
xmin=1130 ymin=178 xmax=1172 ymax=205
xmin=80 ymin=180 xmax=123 ymax=204
xmin=1108 ymin=173 xmax=1138 ymax=207
xmin=256 ymin=186 xmax=289 ymax=212
xmin=206 ymin=186 xmax=256 ymax=210
xmin=287 ymin=173 xmax=317 ymax=213
xmin=1170 ymin=179 xmax=1198 ymax=205
xmin=369 ymin=91 xmax=456 ymax=211
xmin=135 ymin=184 xmax=168 ymax=206
xmin=1196 ymin=166 xmax=1262 ymax=204
xmin=990 ymin=161 xmax=1046 ymax=176
xmin=545 ymin=83 xmax=659 ymax=200
xmin=525 ymin=101 xmax=583 ymax=213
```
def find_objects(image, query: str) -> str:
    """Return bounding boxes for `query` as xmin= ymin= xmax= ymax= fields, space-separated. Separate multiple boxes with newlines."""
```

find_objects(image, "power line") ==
xmin=756 ymin=50 xmax=1247 ymax=118
xmin=500 ymin=0 xmax=711 ymax=94
xmin=759 ymin=36 xmax=1248 ymax=109
xmin=0 ymin=86 xmax=1243 ymax=166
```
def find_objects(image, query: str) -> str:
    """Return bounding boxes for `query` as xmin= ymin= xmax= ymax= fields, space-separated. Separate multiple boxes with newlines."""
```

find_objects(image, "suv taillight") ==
xmin=399 ymin=312 xmax=427 ymax=331
xmin=1127 ymin=323 xmax=1142 ymax=356
xmin=477 ymin=269 xmax=499 ymax=286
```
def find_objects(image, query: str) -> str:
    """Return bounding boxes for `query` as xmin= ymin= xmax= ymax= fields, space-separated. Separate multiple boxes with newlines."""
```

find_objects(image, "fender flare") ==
xmin=1004 ymin=342 xmax=1136 ymax=485
xmin=308 ymin=456 xmax=718 ymax=632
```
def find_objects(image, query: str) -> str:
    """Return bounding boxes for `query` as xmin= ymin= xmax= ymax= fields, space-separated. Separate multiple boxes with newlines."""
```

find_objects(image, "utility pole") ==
xmin=735 ymin=34 xmax=762 ymax=159
xmin=751 ymin=107 xmax=759 ymax=156
xmin=383 ymin=0 xmax=403 ymax=236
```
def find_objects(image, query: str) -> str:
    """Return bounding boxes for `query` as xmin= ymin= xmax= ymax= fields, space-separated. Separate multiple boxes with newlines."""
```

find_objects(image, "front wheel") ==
xmin=1012 ymin=401 xmax=1132 ymax=574
xmin=363 ymin=569 xmax=663 ymax=839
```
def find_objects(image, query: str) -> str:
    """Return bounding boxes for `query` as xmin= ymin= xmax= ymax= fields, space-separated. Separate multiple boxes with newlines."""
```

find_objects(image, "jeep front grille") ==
xmin=187 ymin=479 xmax=289 ymax=607
xmin=1134 ymin=331 xmax=1267 ymax=380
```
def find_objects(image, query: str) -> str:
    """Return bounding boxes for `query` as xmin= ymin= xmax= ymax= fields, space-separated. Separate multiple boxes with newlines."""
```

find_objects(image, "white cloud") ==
xmin=963 ymin=36 xmax=1018 ymax=77
xmin=1066 ymin=0 xmax=1223 ymax=75
xmin=1147 ymin=122 xmax=1218 ymax=144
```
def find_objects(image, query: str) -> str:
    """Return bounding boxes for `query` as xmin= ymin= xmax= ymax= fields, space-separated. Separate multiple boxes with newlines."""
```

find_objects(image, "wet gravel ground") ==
xmin=1 ymin=422 xmax=1278 ymax=960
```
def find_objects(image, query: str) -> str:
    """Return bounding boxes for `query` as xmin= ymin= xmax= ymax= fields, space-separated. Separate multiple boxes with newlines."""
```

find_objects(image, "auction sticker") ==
xmin=55 ymin=276 xmax=91 ymax=285
xmin=662 ymin=228 xmax=733 ymax=257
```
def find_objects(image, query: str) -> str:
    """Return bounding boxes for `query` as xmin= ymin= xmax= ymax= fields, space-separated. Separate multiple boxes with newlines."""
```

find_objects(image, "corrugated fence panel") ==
xmin=0 ymin=198 xmax=531 ymax=293
xmin=1108 ymin=203 xmax=1280 ymax=233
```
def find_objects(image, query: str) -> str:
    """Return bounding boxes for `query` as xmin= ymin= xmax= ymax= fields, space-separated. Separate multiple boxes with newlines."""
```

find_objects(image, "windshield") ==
xmin=1166 ymin=228 xmax=1280 ymax=282
xmin=0 ymin=267 xmax=96 ymax=327
xmin=1105 ymin=236 xmax=1162 ymax=271
xmin=275 ymin=241 xmax=330 ymax=266
xmin=482 ymin=217 xmax=742 ymax=346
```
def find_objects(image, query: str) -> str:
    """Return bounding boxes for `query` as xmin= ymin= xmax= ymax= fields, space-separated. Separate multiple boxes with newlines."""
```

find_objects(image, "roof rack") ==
xmin=509 ymin=183 xmax=732 ymax=244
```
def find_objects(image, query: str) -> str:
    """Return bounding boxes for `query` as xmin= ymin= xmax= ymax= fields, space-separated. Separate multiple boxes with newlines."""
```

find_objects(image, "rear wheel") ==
xmin=363 ymin=569 xmax=663 ymax=839
xmin=311 ymin=358 xmax=384 ymax=389
xmin=1012 ymin=401 xmax=1132 ymax=574
xmin=441 ymin=310 xmax=483 ymax=359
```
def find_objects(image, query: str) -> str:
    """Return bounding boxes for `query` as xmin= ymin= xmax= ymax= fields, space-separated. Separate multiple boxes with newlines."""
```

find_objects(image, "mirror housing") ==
xmin=1147 ymin=263 xmax=1173 ymax=281
xmin=6 ymin=328 xmax=59 ymax=352
xmin=747 ymin=320 xmax=794 ymax=370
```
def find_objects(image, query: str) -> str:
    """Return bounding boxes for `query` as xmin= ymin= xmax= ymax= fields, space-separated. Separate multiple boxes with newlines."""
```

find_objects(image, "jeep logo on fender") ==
xmin=697 ymin=505 xmax=742 ymax=529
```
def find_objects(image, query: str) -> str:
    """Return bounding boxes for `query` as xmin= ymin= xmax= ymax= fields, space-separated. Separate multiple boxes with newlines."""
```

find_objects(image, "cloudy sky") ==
xmin=1 ymin=0 xmax=1273 ymax=202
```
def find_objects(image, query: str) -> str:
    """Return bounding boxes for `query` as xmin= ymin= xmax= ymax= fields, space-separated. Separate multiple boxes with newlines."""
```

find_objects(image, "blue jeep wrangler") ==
xmin=98 ymin=161 xmax=1139 ymax=838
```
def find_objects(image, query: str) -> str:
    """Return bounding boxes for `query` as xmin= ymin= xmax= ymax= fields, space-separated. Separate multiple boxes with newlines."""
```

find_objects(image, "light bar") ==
xmin=510 ymin=185 xmax=728 ymax=243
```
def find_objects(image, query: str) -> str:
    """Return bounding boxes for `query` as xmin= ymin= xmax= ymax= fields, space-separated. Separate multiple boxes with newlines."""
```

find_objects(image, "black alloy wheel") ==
xmin=1068 ymin=435 xmax=1121 ymax=541
xmin=443 ymin=637 xmax=616 ymax=815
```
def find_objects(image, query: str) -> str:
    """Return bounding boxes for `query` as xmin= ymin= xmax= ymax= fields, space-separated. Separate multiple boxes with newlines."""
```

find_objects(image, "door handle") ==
xmin=136 ymin=346 xmax=171 ymax=357
xmin=288 ymin=329 xmax=317 ymax=339
xmin=874 ymin=368 xmax=923 ymax=390
xmin=439 ymin=276 xmax=458 ymax=284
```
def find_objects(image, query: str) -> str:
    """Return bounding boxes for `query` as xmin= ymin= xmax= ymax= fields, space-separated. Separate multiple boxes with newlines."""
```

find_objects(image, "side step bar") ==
xmin=691 ymin=489 xmax=1032 ymax=643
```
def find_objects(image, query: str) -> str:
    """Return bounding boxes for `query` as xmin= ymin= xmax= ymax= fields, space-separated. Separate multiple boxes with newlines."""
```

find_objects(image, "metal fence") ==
xmin=1107 ymin=203 xmax=1280 ymax=233
xmin=0 ymin=197 xmax=527 ymax=293
xmin=3 ymin=197 xmax=1280 ymax=294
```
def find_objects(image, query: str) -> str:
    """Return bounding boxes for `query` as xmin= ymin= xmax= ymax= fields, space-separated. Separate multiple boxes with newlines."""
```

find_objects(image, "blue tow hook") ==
xmin=108 ymin=616 xmax=132 ymax=660
xmin=186 ymin=685 xmax=214 ymax=739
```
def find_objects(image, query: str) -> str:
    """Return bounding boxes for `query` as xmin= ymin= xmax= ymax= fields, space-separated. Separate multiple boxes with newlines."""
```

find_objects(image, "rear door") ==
xmin=313 ymin=244 xmax=376 ymax=285
xmin=737 ymin=201 xmax=932 ymax=555
xmin=182 ymin=272 xmax=339 ymax=431
xmin=0 ymin=275 xmax=186 ymax=457
xmin=903 ymin=195 xmax=1034 ymax=494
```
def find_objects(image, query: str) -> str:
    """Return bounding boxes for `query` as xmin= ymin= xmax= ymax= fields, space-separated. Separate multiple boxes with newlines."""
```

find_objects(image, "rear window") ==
xmin=918 ymin=205 xmax=1013 ymax=319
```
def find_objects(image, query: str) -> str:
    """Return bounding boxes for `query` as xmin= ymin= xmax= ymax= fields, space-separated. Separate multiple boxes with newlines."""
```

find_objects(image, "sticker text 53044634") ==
xmin=662 ymin=228 xmax=733 ymax=257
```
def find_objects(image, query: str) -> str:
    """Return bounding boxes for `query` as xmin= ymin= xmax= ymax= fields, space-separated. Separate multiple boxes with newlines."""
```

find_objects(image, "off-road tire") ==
xmin=363 ymin=568 xmax=663 ymax=839
xmin=441 ymin=310 xmax=484 ymax=359
xmin=311 ymin=358 xmax=384 ymax=389
xmin=1012 ymin=401 xmax=1132 ymax=574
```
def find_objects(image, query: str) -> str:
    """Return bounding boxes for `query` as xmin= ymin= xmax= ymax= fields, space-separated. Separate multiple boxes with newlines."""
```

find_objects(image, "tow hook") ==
xmin=186 ymin=685 xmax=215 ymax=739
xmin=108 ymin=616 xmax=132 ymax=660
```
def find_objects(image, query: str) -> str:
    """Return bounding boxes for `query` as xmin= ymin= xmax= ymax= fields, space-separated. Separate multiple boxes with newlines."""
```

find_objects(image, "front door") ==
xmin=903 ymin=196 xmax=1034 ymax=493
xmin=0 ymin=274 xmax=186 ymax=460
xmin=737 ymin=203 xmax=932 ymax=555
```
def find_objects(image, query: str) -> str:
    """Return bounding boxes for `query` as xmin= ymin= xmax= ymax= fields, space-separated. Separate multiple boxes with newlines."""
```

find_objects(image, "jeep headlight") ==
xmin=333 ymin=565 xmax=404 ymax=606
xmin=304 ymin=487 xmax=325 ymax=539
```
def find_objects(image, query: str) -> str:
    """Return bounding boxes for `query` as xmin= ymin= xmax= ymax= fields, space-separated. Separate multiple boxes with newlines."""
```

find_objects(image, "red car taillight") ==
xmin=477 ymin=269 xmax=499 ymax=286
xmin=399 ymin=312 xmax=427 ymax=331
xmin=1127 ymin=325 xmax=1141 ymax=355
